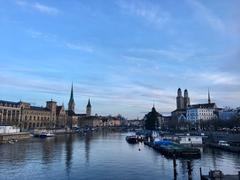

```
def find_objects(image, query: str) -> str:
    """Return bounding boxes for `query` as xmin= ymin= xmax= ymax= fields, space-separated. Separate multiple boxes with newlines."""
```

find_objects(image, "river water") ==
xmin=0 ymin=131 xmax=239 ymax=180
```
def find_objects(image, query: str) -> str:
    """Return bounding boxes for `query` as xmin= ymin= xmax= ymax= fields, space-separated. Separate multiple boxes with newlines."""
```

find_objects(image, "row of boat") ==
xmin=126 ymin=135 xmax=201 ymax=158
xmin=144 ymin=140 xmax=201 ymax=158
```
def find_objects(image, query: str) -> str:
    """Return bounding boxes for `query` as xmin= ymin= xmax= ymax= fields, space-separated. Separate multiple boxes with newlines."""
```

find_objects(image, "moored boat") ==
xmin=145 ymin=139 xmax=201 ymax=158
xmin=126 ymin=135 xmax=138 ymax=144
xmin=39 ymin=132 xmax=55 ymax=138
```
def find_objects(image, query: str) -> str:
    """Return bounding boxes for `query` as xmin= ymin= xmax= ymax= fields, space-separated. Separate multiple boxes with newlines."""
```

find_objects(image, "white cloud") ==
xmin=128 ymin=47 xmax=204 ymax=62
xmin=186 ymin=0 xmax=225 ymax=32
xmin=26 ymin=29 xmax=94 ymax=53
xmin=32 ymin=2 xmax=59 ymax=15
xmin=65 ymin=43 xmax=94 ymax=53
xmin=26 ymin=29 xmax=58 ymax=44
xmin=117 ymin=0 xmax=170 ymax=27
xmin=199 ymin=72 xmax=240 ymax=85
xmin=16 ymin=1 xmax=59 ymax=15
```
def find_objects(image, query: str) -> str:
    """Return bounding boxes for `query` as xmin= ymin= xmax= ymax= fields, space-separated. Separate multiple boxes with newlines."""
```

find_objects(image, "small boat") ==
xmin=39 ymin=132 xmax=55 ymax=138
xmin=8 ymin=140 xmax=15 ymax=144
xmin=126 ymin=136 xmax=138 ymax=144
xmin=218 ymin=140 xmax=230 ymax=146
xmin=200 ymin=169 xmax=240 ymax=180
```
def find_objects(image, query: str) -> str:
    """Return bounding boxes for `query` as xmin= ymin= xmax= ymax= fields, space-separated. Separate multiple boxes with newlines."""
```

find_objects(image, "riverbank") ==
xmin=0 ymin=132 xmax=30 ymax=143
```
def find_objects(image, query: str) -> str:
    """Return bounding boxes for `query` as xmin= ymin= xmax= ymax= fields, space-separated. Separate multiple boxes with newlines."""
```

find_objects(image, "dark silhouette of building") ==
xmin=86 ymin=99 xmax=91 ymax=117
xmin=68 ymin=84 xmax=75 ymax=113
xmin=171 ymin=88 xmax=191 ymax=130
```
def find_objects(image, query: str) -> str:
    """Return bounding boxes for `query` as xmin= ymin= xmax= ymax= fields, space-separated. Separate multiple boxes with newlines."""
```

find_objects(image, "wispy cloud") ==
xmin=127 ymin=47 xmax=206 ymax=62
xmin=199 ymin=72 xmax=240 ymax=86
xmin=186 ymin=0 xmax=225 ymax=32
xmin=16 ymin=0 xmax=59 ymax=15
xmin=26 ymin=29 xmax=57 ymax=42
xmin=65 ymin=43 xmax=94 ymax=53
xmin=117 ymin=0 xmax=170 ymax=27
xmin=26 ymin=29 xmax=94 ymax=53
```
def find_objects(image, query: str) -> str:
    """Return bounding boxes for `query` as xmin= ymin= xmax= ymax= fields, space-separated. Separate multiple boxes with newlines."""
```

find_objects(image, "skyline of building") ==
xmin=0 ymin=84 xmax=121 ymax=129
xmin=1 ymin=84 xmax=237 ymax=120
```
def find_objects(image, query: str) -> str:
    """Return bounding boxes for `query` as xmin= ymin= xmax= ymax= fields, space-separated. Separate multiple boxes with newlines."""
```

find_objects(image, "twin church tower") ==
xmin=68 ymin=84 xmax=91 ymax=116
xmin=176 ymin=88 xmax=190 ymax=110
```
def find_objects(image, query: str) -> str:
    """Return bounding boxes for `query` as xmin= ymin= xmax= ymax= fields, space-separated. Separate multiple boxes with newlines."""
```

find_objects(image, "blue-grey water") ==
xmin=0 ymin=131 xmax=239 ymax=180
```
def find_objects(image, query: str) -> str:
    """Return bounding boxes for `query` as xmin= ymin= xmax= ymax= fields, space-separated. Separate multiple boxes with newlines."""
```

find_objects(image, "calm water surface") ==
xmin=0 ymin=131 xmax=239 ymax=180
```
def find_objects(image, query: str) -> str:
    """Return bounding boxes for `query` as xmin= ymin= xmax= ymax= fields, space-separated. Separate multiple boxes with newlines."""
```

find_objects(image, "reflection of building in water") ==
xmin=85 ymin=134 xmax=91 ymax=164
xmin=42 ymin=139 xmax=55 ymax=164
xmin=65 ymin=134 xmax=73 ymax=176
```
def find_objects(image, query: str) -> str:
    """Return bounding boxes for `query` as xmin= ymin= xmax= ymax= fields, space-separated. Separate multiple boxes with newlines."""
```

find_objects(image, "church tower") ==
xmin=208 ymin=89 xmax=211 ymax=104
xmin=86 ymin=99 xmax=91 ymax=116
xmin=68 ymin=84 xmax=75 ymax=112
xmin=184 ymin=89 xmax=190 ymax=109
xmin=176 ymin=88 xmax=184 ymax=110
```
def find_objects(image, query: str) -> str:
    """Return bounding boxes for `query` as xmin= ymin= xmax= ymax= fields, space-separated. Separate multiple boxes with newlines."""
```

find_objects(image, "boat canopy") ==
xmin=154 ymin=140 xmax=173 ymax=146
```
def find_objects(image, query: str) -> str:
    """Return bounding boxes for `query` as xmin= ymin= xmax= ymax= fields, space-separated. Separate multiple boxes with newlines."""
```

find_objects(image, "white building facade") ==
xmin=0 ymin=126 xmax=20 ymax=134
xmin=187 ymin=103 xmax=217 ymax=121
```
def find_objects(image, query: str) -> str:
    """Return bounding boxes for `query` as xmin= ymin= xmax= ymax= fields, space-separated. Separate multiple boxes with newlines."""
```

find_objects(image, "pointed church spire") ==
xmin=208 ymin=88 xmax=211 ymax=104
xmin=86 ymin=98 xmax=91 ymax=116
xmin=70 ymin=83 xmax=74 ymax=102
xmin=68 ymin=83 xmax=75 ymax=112
xmin=87 ymin=98 xmax=91 ymax=107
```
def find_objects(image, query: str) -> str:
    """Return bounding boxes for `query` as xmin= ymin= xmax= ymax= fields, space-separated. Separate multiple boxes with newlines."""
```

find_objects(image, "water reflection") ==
xmin=84 ymin=133 xmax=92 ymax=164
xmin=65 ymin=134 xmax=73 ymax=176
xmin=0 ymin=132 xmax=239 ymax=180
xmin=42 ymin=139 xmax=55 ymax=164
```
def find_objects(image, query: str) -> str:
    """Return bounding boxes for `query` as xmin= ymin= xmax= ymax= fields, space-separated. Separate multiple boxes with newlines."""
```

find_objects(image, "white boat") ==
xmin=218 ymin=140 xmax=230 ymax=146
xmin=39 ymin=132 xmax=55 ymax=138
xmin=179 ymin=135 xmax=203 ymax=146
xmin=8 ymin=140 xmax=15 ymax=144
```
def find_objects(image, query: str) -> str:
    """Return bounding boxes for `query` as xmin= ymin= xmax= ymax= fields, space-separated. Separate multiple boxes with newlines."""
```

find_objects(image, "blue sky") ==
xmin=0 ymin=0 xmax=240 ymax=118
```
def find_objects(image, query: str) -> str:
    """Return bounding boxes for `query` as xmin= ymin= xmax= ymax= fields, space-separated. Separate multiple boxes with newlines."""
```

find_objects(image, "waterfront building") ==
xmin=0 ymin=100 xmax=66 ymax=130
xmin=66 ymin=85 xmax=121 ymax=129
xmin=143 ymin=106 xmax=166 ymax=130
xmin=56 ymin=104 xmax=67 ymax=128
xmin=66 ymin=85 xmax=94 ymax=128
xmin=0 ymin=100 xmax=22 ymax=127
xmin=0 ymin=84 xmax=121 ymax=130
xmin=21 ymin=100 xmax=57 ymax=130
xmin=186 ymin=103 xmax=217 ymax=121
xmin=186 ymin=90 xmax=218 ymax=121
xmin=79 ymin=115 xmax=121 ymax=128
xmin=123 ymin=119 xmax=144 ymax=128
